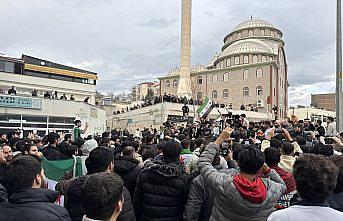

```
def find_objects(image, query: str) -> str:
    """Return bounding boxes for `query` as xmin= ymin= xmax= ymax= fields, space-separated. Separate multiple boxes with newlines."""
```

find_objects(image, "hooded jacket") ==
xmin=0 ymin=188 xmax=70 ymax=221
xmin=134 ymin=159 xmax=194 ymax=221
xmin=114 ymin=156 xmax=141 ymax=198
xmin=198 ymin=142 xmax=286 ymax=221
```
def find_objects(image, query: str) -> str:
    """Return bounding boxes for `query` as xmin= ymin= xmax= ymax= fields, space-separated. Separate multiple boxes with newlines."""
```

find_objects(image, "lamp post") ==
xmin=337 ymin=0 xmax=343 ymax=132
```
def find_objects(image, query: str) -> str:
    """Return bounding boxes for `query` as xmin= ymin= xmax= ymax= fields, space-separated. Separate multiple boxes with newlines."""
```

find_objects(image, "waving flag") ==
xmin=196 ymin=97 xmax=213 ymax=118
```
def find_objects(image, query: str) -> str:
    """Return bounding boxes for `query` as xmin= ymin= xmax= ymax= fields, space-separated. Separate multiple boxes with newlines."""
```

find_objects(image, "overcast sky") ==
xmin=0 ymin=0 xmax=337 ymax=106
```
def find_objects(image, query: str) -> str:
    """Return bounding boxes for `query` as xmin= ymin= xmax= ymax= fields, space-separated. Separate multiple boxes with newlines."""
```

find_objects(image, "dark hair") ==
xmin=195 ymin=138 xmax=204 ymax=148
xmin=296 ymin=136 xmax=306 ymax=146
xmin=237 ymin=145 xmax=264 ymax=174
xmin=264 ymin=147 xmax=281 ymax=167
xmin=121 ymin=140 xmax=132 ymax=148
xmin=82 ymin=172 xmax=123 ymax=220
xmin=146 ymin=134 xmax=154 ymax=143
xmin=281 ymin=142 xmax=294 ymax=155
xmin=331 ymin=155 xmax=343 ymax=193
xmin=74 ymin=120 xmax=81 ymax=125
xmin=142 ymin=148 xmax=157 ymax=161
xmin=293 ymin=154 xmax=338 ymax=203
xmin=131 ymin=140 xmax=140 ymax=151
xmin=4 ymin=155 xmax=41 ymax=192
xmin=163 ymin=140 xmax=181 ymax=161
xmin=122 ymin=146 xmax=135 ymax=157
xmin=270 ymin=138 xmax=282 ymax=149
xmin=47 ymin=132 xmax=60 ymax=145
xmin=23 ymin=143 xmax=36 ymax=154
xmin=312 ymin=143 xmax=334 ymax=156
xmin=232 ymin=143 xmax=244 ymax=161
xmin=64 ymin=134 xmax=72 ymax=141
xmin=85 ymin=147 xmax=114 ymax=174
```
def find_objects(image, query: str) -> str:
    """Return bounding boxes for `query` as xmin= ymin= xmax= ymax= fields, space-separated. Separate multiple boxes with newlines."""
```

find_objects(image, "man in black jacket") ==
xmin=114 ymin=146 xmax=141 ymax=198
xmin=42 ymin=132 xmax=70 ymax=160
xmin=0 ymin=155 xmax=70 ymax=221
xmin=55 ymin=147 xmax=135 ymax=221
xmin=134 ymin=140 xmax=194 ymax=221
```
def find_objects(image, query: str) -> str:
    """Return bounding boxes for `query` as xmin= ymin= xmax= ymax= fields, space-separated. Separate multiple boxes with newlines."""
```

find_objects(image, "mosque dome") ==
xmin=233 ymin=19 xmax=275 ymax=32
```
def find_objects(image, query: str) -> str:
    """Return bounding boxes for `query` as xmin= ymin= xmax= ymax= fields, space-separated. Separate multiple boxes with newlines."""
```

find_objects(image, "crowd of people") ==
xmin=0 ymin=114 xmax=343 ymax=221
xmin=4 ymin=85 xmax=92 ymax=103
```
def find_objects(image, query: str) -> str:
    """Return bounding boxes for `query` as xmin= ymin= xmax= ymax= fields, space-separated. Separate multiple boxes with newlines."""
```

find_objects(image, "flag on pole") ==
xmin=196 ymin=97 xmax=214 ymax=118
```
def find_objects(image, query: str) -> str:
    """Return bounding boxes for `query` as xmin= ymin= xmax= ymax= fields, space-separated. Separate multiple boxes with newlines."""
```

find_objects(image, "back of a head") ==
xmin=121 ymin=140 xmax=132 ymax=149
xmin=296 ymin=136 xmax=306 ymax=146
xmin=293 ymin=154 xmax=338 ymax=203
xmin=312 ymin=143 xmax=334 ymax=156
xmin=238 ymin=145 xmax=264 ymax=175
xmin=122 ymin=146 xmax=135 ymax=158
xmin=86 ymin=147 xmax=113 ymax=174
xmin=48 ymin=132 xmax=59 ymax=144
xmin=195 ymin=138 xmax=204 ymax=148
xmin=281 ymin=142 xmax=294 ymax=155
xmin=82 ymin=172 xmax=123 ymax=220
xmin=163 ymin=140 xmax=182 ymax=162
xmin=64 ymin=134 xmax=72 ymax=141
xmin=331 ymin=155 xmax=343 ymax=193
xmin=270 ymin=138 xmax=282 ymax=149
xmin=264 ymin=147 xmax=281 ymax=167
xmin=232 ymin=144 xmax=244 ymax=161
xmin=4 ymin=155 xmax=41 ymax=192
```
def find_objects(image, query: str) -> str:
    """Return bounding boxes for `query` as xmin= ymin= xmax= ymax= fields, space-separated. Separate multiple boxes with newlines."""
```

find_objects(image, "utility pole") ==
xmin=337 ymin=0 xmax=343 ymax=132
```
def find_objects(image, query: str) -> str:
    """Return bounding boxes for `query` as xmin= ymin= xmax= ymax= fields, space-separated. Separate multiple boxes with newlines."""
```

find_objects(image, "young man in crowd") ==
xmin=0 ymin=155 xmax=70 ymax=221
xmin=114 ymin=146 xmax=141 ymax=199
xmin=42 ymin=132 xmax=69 ymax=160
xmin=264 ymin=147 xmax=296 ymax=194
xmin=134 ymin=140 xmax=194 ymax=221
xmin=198 ymin=127 xmax=286 ymax=221
xmin=81 ymin=172 xmax=124 ymax=221
xmin=268 ymin=154 xmax=343 ymax=220
xmin=73 ymin=120 xmax=88 ymax=142
xmin=55 ymin=147 xmax=135 ymax=221
xmin=2 ymin=144 xmax=13 ymax=162
xmin=23 ymin=143 xmax=43 ymax=158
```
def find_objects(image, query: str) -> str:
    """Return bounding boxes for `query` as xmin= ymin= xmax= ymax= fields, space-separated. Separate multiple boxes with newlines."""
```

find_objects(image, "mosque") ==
xmin=159 ymin=18 xmax=288 ymax=118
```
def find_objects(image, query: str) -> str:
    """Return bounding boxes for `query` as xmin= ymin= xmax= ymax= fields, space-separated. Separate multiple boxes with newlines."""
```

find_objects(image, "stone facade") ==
xmin=159 ymin=19 xmax=288 ymax=118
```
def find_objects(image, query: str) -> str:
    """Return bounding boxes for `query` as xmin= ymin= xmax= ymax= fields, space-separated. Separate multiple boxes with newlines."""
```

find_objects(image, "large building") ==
xmin=311 ymin=93 xmax=335 ymax=111
xmin=0 ymin=54 xmax=106 ymax=136
xmin=131 ymin=81 xmax=160 ymax=101
xmin=159 ymin=18 xmax=288 ymax=118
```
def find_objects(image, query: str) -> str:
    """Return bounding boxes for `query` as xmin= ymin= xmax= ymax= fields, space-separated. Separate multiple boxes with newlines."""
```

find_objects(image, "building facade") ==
xmin=311 ymin=93 xmax=335 ymax=111
xmin=131 ymin=81 xmax=160 ymax=101
xmin=0 ymin=54 xmax=97 ymax=104
xmin=159 ymin=19 xmax=288 ymax=118
xmin=0 ymin=54 xmax=106 ymax=136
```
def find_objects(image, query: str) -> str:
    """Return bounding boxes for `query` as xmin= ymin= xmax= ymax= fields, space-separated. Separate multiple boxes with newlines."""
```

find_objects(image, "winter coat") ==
xmin=183 ymin=165 xmax=228 ymax=221
xmin=0 ymin=188 xmax=70 ymax=221
xmin=42 ymin=145 xmax=70 ymax=161
xmin=134 ymin=159 xmax=194 ymax=221
xmin=56 ymin=174 xmax=135 ymax=221
xmin=198 ymin=142 xmax=286 ymax=221
xmin=114 ymin=156 xmax=141 ymax=198
xmin=328 ymin=192 xmax=343 ymax=212
xmin=0 ymin=182 xmax=8 ymax=203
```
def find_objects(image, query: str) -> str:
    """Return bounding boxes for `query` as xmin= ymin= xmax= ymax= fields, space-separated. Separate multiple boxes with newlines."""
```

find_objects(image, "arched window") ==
xmin=237 ymin=32 xmax=241 ymax=38
xmin=256 ymin=86 xmax=263 ymax=96
xmin=212 ymin=90 xmax=218 ymax=99
xmin=197 ymin=92 xmax=202 ymax=100
xmin=235 ymin=57 xmax=240 ymax=65
xmin=223 ymin=89 xmax=229 ymax=98
xmin=166 ymin=80 xmax=170 ymax=88
xmin=243 ymin=55 xmax=249 ymax=64
xmin=223 ymin=72 xmax=229 ymax=81
xmin=256 ymin=68 xmax=263 ymax=77
xmin=243 ymin=69 xmax=249 ymax=79
xmin=253 ymin=55 xmax=258 ymax=63
xmin=248 ymin=30 xmax=253 ymax=36
xmin=226 ymin=58 xmax=230 ymax=67
xmin=271 ymin=30 xmax=275 ymax=37
xmin=212 ymin=74 xmax=218 ymax=83
xmin=262 ymin=56 xmax=267 ymax=62
xmin=197 ymin=76 xmax=203 ymax=85
xmin=261 ymin=29 xmax=265 ymax=36
xmin=243 ymin=87 xmax=249 ymax=97
xmin=173 ymin=79 xmax=178 ymax=88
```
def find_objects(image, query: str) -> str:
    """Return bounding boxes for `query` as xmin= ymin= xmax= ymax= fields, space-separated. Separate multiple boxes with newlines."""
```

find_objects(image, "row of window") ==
xmin=208 ymin=86 xmax=263 ymax=99
xmin=165 ymin=68 xmax=264 ymax=87
xmin=215 ymin=55 xmax=272 ymax=69
xmin=227 ymin=28 xmax=281 ymax=43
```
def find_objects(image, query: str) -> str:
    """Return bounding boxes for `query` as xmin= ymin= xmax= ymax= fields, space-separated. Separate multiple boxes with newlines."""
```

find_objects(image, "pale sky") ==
xmin=0 ymin=0 xmax=337 ymax=106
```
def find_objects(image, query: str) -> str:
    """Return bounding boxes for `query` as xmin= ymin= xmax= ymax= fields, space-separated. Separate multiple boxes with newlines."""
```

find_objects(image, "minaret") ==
xmin=177 ymin=0 xmax=193 ymax=98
